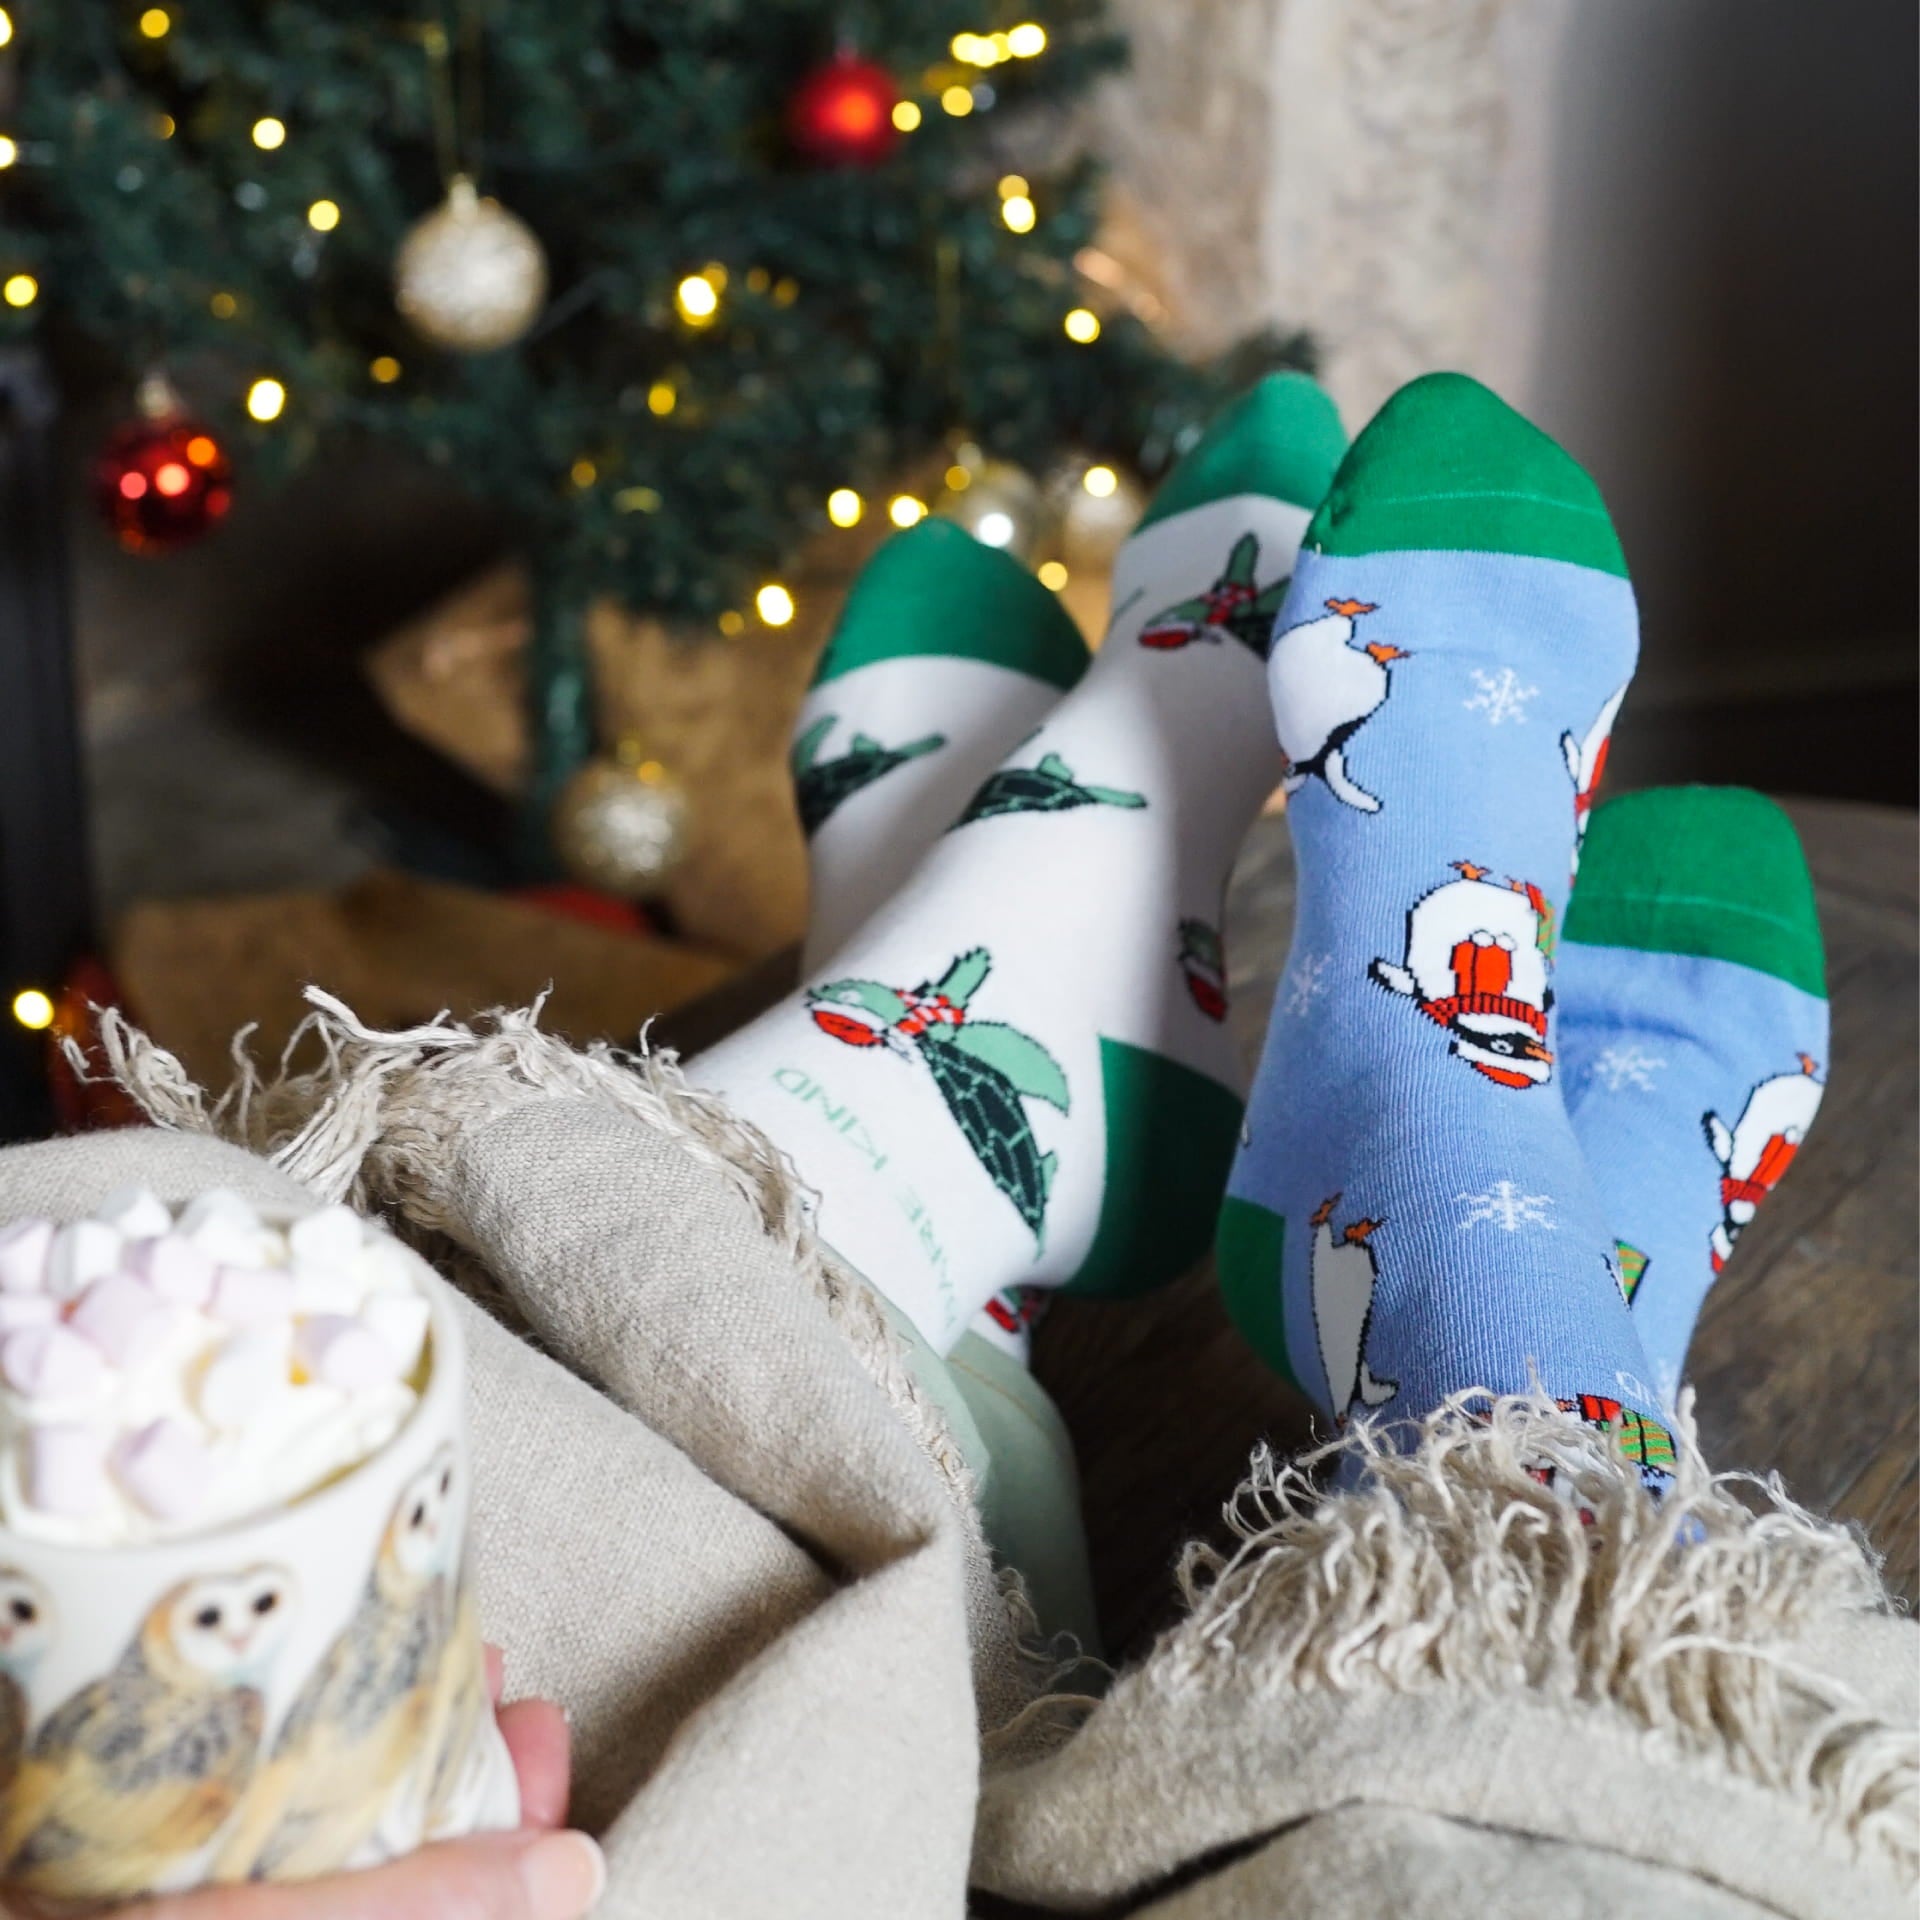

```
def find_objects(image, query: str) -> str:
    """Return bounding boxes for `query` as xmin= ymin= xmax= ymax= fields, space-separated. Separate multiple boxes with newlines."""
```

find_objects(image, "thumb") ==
xmin=128 ymin=1828 xmax=606 ymax=1920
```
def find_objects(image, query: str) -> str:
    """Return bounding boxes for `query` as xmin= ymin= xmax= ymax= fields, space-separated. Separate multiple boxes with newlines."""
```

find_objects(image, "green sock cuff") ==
xmin=1564 ymin=786 xmax=1827 ymax=998
xmin=1136 ymin=372 xmax=1349 ymax=532
xmin=1305 ymin=371 xmax=1628 ymax=578
xmin=810 ymin=519 xmax=1089 ymax=693
xmin=1215 ymin=1195 xmax=1299 ymax=1387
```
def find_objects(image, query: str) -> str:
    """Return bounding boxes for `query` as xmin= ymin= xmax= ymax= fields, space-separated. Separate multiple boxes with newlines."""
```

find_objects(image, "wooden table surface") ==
xmin=664 ymin=799 xmax=1919 ymax=1663
xmin=1033 ymin=798 xmax=1919 ymax=1659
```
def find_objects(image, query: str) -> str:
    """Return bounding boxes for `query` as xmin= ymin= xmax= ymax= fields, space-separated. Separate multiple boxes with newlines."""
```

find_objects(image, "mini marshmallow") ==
xmin=211 ymin=1266 xmax=297 ymax=1325
xmin=115 ymin=1418 xmax=214 ymax=1522
xmin=69 ymin=1274 xmax=175 ymax=1370
xmin=92 ymin=1185 xmax=173 ymax=1242
xmin=125 ymin=1233 xmax=216 ymax=1308
xmin=179 ymin=1189 xmax=271 ymax=1269
xmin=46 ymin=1220 xmax=122 ymax=1301
xmin=0 ymin=1218 xmax=53 ymax=1295
xmin=363 ymin=1291 xmax=432 ymax=1376
xmin=26 ymin=1422 xmax=112 ymax=1517
xmin=295 ymin=1315 xmax=402 ymax=1391
xmin=198 ymin=1323 xmax=292 ymax=1429
xmin=288 ymin=1204 xmax=364 ymax=1273
xmin=0 ymin=1294 xmax=59 ymax=1332
xmin=2 ymin=1324 xmax=107 ymax=1400
xmin=291 ymin=1265 xmax=361 ymax=1317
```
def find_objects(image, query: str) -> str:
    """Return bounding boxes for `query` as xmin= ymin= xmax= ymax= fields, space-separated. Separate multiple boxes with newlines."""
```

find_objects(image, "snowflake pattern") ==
xmin=1456 ymin=1179 xmax=1557 ymax=1233
xmin=1282 ymin=952 xmax=1333 ymax=1016
xmin=1463 ymin=666 xmax=1540 ymax=726
xmin=1588 ymin=1043 xmax=1668 ymax=1094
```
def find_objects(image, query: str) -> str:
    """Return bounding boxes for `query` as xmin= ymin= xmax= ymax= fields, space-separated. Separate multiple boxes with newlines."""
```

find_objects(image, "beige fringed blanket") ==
xmin=9 ymin=994 xmax=1909 ymax=1919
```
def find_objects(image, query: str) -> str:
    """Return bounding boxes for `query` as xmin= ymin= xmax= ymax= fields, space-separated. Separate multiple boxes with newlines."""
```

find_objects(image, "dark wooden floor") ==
xmin=1034 ymin=799 xmax=1919 ymax=1660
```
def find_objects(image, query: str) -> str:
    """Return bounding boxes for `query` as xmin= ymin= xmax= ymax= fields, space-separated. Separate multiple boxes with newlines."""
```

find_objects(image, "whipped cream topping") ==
xmin=0 ymin=1190 xmax=431 ymax=1546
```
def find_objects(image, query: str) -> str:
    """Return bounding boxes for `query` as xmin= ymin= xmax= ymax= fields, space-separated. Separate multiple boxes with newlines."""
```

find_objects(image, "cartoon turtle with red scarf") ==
xmin=1177 ymin=919 xmax=1228 ymax=1022
xmin=1560 ymin=683 xmax=1627 ymax=872
xmin=1309 ymin=1193 xmax=1397 ymax=1425
xmin=1371 ymin=862 xmax=1557 ymax=1088
xmin=792 ymin=716 xmax=946 ymax=838
xmin=1138 ymin=532 xmax=1290 ymax=660
xmin=1703 ymin=1054 xmax=1824 ymax=1273
xmin=807 ymin=948 xmax=1068 ymax=1241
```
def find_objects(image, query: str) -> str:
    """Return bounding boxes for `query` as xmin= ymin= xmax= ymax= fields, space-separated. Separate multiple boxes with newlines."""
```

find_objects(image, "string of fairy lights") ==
xmin=0 ymin=5 xmax=1120 ymax=639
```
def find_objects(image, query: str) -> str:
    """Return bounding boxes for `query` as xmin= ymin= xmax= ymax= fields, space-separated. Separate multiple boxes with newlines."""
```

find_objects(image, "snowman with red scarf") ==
xmin=1703 ymin=1054 xmax=1825 ymax=1272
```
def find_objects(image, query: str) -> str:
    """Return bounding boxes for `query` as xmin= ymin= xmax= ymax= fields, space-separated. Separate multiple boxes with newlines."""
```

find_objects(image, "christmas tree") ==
xmin=0 ymin=2 xmax=1307 ymax=857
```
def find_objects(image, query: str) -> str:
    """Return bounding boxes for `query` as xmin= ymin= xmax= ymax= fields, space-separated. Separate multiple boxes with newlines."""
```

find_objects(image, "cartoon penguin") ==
xmin=1267 ymin=598 xmax=1407 ymax=813
xmin=1703 ymin=1055 xmax=1825 ymax=1272
xmin=1371 ymin=863 xmax=1556 ymax=1088
xmin=1561 ymin=683 xmax=1627 ymax=870
xmin=1309 ymin=1194 xmax=1397 ymax=1424
xmin=224 ymin=1446 xmax=459 ymax=1880
xmin=0 ymin=1565 xmax=295 ymax=1900
xmin=0 ymin=1569 xmax=54 ymax=1792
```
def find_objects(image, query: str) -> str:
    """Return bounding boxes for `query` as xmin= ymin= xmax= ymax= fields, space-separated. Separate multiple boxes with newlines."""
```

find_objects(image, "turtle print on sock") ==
xmin=951 ymin=752 xmax=1147 ymax=827
xmin=808 ymin=948 xmax=1068 ymax=1241
xmin=1138 ymin=532 xmax=1291 ymax=659
xmin=792 ymin=717 xmax=947 ymax=838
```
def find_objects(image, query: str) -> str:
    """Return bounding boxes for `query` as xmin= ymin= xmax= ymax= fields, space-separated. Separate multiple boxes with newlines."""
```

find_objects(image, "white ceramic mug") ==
xmin=0 ymin=1211 xmax=516 ymax=1907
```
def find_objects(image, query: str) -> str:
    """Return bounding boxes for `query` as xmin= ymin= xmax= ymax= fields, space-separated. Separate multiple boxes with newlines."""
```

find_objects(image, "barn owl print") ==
xmin=0 ymin=1566 xmax=295 ymax=1901
xmin=223 ymin=1446 xmax=460 ymax=1880
xmin=0 ymin=1569 xmax=54 ymax=1794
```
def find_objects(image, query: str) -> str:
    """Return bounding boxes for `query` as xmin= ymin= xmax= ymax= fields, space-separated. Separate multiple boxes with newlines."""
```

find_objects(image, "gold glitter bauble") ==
xmin=393 ymin=176 xmax=548 ymax=353
xmin=1048 ymin=460 xmax=1148 ymax=576
xmin=934 ymin=455 xmax=1044 ymax=562
xmin=551 ymin=748 xmax=691 ymax=897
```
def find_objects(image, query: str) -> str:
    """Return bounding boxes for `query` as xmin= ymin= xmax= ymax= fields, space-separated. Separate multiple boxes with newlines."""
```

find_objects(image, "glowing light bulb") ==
xmin=997 ymin=175 xmax=1029 ymax=200
xmin=251 ymin=117 xmax=286 ymax=151
xmin=11 ymin=988 xmax=54 ymax=1031
xmin=210 ymin=291 xmax=238 ymax=318
xmin=306 ymin=198 xmax=340 ymax=231
xmin=891 ymin=100 xmax=921 ymax=132
xmin=940 ymin=85 xmax=973 ymax=117
xmin=2 ymin=272 xmax=36 ymax=308
xmin=0 ymin=13 xmax=13 ymax=49
xmin=826 ymin=488 xmax=863 ymax=528
xmin=136 ymin=8 xmax=170 ymax=40
xmin=1038 ymin=561 xmax=1069 ymax=590
xmin=153 ymin=461 xmax=190 ymax=497
xmin=186 ymin=435 xmax=218 ymax=465
xmin=646 ymin=380 xmax=676 ymax=415
xmin=1008 ymin=23 xmax=1047 ymax=56
xmin=717 ymin=610 xmax=746 ymax=636
xmin=1063 ymin=307 xmax=1101 ymax=343
xmin=975 ymin=511 xmax=1015 ymax=549
xmin=944 ymin=464 xmax=972 ymax=492
xmin=154 ymin=113 xmax=175 ymax=139
xmin=675 ymin=274 xmax=718 ymax=323
xmin=245 ymin=377 xmax=286 ymax=422
xmin=950 ymin=33 xmax=988 ymax=64
xmin=1001 ymin=195 xmax=1035 ymax=234
xmin=119 ymin=472 xmax=147 ymax=500
xmin=0 ymin=139 xmax=17 ymax=170
xmin=756 ymin=583 xmax=795 ymax=626
xmin=888 ymin=494 xmax=927 ymax=528
xmin=614 ymin=485 xmax=662 ymax=514
xmin=369 ymin=356 xmax=401 ymax=384
xmin=570 ymin=458 xmax=598 ymax=488
xmin=1083 ymin=464 xmax=1118 ymax=498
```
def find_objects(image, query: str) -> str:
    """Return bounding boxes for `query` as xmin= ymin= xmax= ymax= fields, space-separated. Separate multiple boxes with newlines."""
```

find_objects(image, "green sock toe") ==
xmin=1137 ymin=371 xmax=1348 ymax=531
xmin=1305 ymin=371 xmax=1627 ymax=577
xmin=811 ymin=519 xmax=1089 ymax=692
xmin=1564 ymin=786 xmax=1826 ymax=997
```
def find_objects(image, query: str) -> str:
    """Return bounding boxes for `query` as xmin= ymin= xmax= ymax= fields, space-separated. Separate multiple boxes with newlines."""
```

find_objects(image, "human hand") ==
xmin=111 ymin=1648 xmax=602 ymax=1920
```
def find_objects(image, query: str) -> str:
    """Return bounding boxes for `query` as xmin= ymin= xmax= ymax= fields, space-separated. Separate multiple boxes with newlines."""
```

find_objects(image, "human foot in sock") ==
xmin=1219 ymin=372 xmax=1675 ymax=1481
xmin=693 ymin=373 xmax=1348 ymax=1352
xmin=1557 ymin=785 xmax=1828 ymax=1410
xmin=793 ymin=518 xmax=1090 ymax=968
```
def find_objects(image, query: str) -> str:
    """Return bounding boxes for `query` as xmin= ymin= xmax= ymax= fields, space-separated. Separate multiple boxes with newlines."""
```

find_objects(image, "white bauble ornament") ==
xmin=393 ymin=176 xmax=548 ymax=353
xmin=551 ymin=746 xmax=692 ymax=897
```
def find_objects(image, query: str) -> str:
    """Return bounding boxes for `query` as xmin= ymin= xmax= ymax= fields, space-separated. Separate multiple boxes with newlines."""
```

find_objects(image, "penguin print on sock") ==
xmin=1703 ymin=1055 xmax=1825 ymax=1273
xmin=791 ymin=717 xmax=947 ymax=838
xmin=1560 ymin=684 xmax=1627 ymax=871
xmin=1138 ymin=532 xmax=1291 ymax=659
xmin=1267 ymin=598 xmax=1407 ymax=813
xmin=951 ymin=752 xmax=1146 ymax=827
xmin=1308 ymin=1194 xmax=1397 ymax=1425
xmin=808 ymin=949 xmax=1069 ymax=1241
xmin=1177 ymin=918 xmax=1228 ymax=1022
xmin=1371 ymin=863 xmax=1557 ymax=1088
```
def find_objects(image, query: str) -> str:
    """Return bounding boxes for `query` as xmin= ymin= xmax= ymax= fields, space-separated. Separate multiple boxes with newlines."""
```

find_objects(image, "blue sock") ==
xmin=1557 ymin=786 xmax=1829 ymax=1409
xmin=1218 ymin=372 xmax=1675 ymax=1482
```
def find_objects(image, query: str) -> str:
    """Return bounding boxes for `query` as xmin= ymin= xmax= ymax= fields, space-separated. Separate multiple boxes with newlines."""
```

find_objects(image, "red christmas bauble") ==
xmin=92 ymin=415 xmax=234 ymax=554
xmin=787 ymin=53 xmax=900 ymax=167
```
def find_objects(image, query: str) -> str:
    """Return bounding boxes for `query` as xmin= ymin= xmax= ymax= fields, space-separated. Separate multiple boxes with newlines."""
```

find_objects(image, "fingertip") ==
xmin=516 ymin=1830 xmax=606 ymax=1919
xmin=485 ymin=1642 xmax=506 ymax=1702
xmin=499 ymin=1696 xmax=571 ymax=1830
